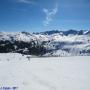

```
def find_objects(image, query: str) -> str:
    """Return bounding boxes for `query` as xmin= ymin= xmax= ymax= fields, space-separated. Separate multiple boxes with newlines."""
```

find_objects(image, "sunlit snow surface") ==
xmin=0 ymin=53 xmax=90 ymax=90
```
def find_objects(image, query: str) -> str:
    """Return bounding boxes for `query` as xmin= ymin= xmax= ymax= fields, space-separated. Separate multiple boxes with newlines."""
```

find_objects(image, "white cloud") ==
xmin=43 ymin=4 xmax=58 ymax=26
xmin=17 ymin=0 xmax=35 ymax=4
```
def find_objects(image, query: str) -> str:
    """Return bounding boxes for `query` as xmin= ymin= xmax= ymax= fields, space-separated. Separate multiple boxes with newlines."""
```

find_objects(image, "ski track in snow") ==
xmin=0 ymin=53 xmax=90 ymax=90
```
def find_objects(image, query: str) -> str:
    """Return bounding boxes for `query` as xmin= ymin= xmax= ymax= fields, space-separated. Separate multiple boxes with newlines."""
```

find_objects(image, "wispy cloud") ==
xmin=43 ymin=4 xmax=58 ymax=26
xmin=17 ymin=0 xmax=36 ymax=4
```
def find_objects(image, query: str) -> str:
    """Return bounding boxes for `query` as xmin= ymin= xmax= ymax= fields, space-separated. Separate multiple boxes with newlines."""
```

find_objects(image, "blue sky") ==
xmin=0 ymin=0 xmax=90 ymax=32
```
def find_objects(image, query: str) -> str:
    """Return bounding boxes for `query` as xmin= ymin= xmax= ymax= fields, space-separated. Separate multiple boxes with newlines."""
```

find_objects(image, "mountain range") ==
xmin=0 ymin=30 xmax=90 ymax=56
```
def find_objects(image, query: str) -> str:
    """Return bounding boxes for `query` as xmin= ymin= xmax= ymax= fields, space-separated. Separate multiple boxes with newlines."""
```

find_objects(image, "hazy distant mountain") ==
xmin=35 ymin=30 xmax=90 ymax=35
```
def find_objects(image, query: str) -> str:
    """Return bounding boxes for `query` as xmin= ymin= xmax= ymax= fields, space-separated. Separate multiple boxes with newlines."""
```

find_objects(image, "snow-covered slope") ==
xmin=0 ymin=30 xmax=90 ymax=56
xmin=0 ymin=53 xmax=90 ymax=90
xmin=0 ymin=32 xmax=36 ymax=42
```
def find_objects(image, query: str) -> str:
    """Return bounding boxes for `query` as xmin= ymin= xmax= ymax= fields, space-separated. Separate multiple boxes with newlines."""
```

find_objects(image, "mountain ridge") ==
xmin=33 ymin=29 xmax=90 ymax=35
xmin=0 ymin=30 xmax=90 ymax=56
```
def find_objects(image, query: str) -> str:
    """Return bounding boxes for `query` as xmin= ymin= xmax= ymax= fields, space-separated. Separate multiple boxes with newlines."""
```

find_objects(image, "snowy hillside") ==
xmin=0 ymin=53 xmax=90 ymax=90
xmin=0 ymin=30 xmax=90 ymax=56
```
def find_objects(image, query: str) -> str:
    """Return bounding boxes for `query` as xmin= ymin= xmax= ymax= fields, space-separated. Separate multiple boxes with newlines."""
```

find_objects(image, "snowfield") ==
xmin=0 ymin=53 xmax=90 ymax=90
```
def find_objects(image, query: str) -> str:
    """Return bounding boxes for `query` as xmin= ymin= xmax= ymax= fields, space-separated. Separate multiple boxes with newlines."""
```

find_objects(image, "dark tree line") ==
xmin=0 ymin=40 xmax=46 ymax=56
